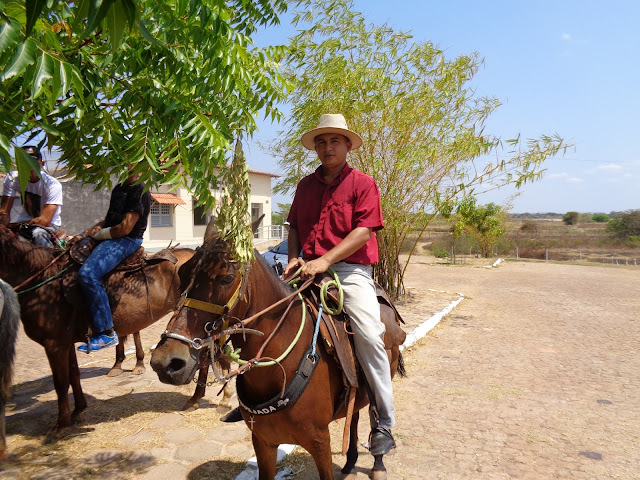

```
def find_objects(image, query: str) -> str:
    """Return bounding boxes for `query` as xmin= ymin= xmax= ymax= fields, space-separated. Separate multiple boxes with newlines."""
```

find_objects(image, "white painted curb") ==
xmin=400 ymin=289 xmax=464 ymax=351
xmin=235 ymin=287 xmax=464 ymax=479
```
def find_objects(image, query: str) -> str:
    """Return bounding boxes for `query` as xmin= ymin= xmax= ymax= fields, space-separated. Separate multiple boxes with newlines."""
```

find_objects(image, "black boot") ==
xmin=220 ymin=406 xmax=243 ymax=423
xmin=369 ymin=427 xmax=396 ymax=455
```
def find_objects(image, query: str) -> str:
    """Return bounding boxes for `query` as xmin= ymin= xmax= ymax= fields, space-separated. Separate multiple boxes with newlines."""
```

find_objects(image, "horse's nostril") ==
xmin=167 ymin=358 xmax=186 ymax=374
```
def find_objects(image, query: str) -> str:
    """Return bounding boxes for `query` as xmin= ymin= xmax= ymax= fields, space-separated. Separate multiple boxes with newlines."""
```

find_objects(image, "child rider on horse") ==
xmin=76 ymin=164 xmax=151 ymax=352
xmin=282 ymin=114 xmax=397 ymax=456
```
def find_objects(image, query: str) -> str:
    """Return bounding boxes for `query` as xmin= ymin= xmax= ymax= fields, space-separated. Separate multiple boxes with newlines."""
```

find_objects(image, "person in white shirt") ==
xmin=0 ymin=146 xmax=63 ymax=248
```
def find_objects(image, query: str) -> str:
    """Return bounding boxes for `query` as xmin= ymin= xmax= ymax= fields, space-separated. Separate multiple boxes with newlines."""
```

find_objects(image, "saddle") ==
xmin=69 ymin=237 xmax=146 ymax=271
xmin=303 ymin=273 xmax=406 ymax=390
xmin=62 ymin=239 xmax=180 ymax=309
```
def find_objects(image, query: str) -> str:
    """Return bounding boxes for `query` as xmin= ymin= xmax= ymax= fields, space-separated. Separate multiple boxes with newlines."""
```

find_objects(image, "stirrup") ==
xmin=369 ymin=426 xmax=396 ymax=455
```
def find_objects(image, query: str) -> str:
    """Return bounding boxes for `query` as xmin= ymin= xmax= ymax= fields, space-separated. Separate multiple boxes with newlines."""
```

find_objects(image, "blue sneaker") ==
xmin=77 ymin=332 xmax=119 ymax=353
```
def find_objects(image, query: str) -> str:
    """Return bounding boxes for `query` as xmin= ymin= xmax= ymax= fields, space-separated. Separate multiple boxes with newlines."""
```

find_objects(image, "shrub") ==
xmin=592 ymin=213 xmax=610 ymax=223
xmin=626 ymin=236 xmax=640 ymax=248
xmin=562 ymin=211 xmax=579 ymax=225
xmin=431 ymin=246 xmax=450 ymax=258
xmin=519 ymin=221 xmax=539 ymax=233
xmin=606 ymin=210 xmax=640 ymax=238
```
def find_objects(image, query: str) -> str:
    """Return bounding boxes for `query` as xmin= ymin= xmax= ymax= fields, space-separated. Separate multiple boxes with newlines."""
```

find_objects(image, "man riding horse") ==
xmin=283 ymin=113 xmax=397 ymax=456
xmin=0 ymin=145 xmax=63 ymax=248
xmin=75 ymin=164 xmax=151 ymax=352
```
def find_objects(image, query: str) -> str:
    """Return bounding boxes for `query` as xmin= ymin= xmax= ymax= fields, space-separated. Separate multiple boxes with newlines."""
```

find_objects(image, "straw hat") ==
xmin=300 ymin=114 xmax=363 ymax=150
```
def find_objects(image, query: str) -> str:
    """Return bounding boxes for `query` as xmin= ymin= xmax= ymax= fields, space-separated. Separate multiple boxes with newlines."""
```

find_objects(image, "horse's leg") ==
xmin=68 ymin=347 xmax=87 ymax=421
xmin=131 ymin=332 xmax=146 ymax=375
xmin=252 ymin=433 xmax=279 ymax=480
xmin=218 ymin=375 xmax=233 ymax=410
xmin=0 ymin=400 xmax=6 ymax=460
xmin=43 ymin=346 xmax=73 ymax=433
xmin=107 ymin=338 xmax=126 ymax=377
xmin=182 ymin=363 xmax=207 ymax=411
xmin=299 ymin=427 xmax=335 ymax=480
xmin=341 ymin=410 xmax=360 ymax=479
xmin=372 ymin=455 xmax=387 ymax=480
xmin=217 ymin=358 xmax=233 ymax=410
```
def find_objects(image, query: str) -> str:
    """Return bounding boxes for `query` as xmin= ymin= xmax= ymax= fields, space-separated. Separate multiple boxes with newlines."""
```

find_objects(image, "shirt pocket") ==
xmin=327 ymin=199 xmax=355 ymax=235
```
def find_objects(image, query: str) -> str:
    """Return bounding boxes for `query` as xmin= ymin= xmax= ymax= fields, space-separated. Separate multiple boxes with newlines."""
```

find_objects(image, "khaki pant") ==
xmin=331 ymin=262 xmax=395 ymax=429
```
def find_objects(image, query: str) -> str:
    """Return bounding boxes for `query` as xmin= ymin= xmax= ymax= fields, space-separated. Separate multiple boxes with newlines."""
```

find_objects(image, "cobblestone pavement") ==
xmin=384 ymin=261 xmax=640 ymax=480
xmin=1 ymin=259 xmax=639 ymax=480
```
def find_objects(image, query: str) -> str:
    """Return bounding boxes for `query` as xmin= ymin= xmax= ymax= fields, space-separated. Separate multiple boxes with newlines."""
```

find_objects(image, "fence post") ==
xmin=516 ymin=246 xmax=519 ymax=260
xmin=546 ymin=249 xmax=548 ymax=262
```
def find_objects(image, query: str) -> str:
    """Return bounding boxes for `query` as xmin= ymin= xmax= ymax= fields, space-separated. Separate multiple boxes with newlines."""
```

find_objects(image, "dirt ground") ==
xmin=2 ymin=256 xmax=639 ymax=479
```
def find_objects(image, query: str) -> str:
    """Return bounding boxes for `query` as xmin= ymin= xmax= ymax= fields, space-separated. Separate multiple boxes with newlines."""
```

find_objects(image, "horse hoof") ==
xmin=107 ymin=368 xmax=123 ymax=377
xmin=371 ymin=469 xmax=387 ymax=480
xmin=181 ymin=402 xmax=199 ymax=412
xmin=44 ymin=428 xmax=66 ymax=444
xmin=131 ymin=366 xmax=145 ymax=375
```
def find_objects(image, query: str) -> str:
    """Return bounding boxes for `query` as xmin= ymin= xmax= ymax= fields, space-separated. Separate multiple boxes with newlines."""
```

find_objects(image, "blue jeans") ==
xmin=77 ymin=237 xmax=143 ymax=334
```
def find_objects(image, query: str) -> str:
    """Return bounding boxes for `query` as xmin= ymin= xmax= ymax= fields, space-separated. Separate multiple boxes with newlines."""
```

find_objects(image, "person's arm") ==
xmin=0 ymin=196 xmax=14 ymax=226
xmin=28 ymin=203 xmax=58 ymax=227
xmin=296 ymin=226 xmax=372 ymax=280
xmin=93 ymin=212 xmax=140 ymax=240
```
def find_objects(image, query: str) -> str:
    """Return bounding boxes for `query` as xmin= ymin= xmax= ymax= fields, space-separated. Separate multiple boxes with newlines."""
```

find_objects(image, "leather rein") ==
xmin=161 ymin=250 xmax=315 ymax=380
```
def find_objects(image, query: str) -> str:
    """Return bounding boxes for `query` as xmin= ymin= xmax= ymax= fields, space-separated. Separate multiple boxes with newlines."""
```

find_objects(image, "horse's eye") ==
xmin=221 ymin=274 xmax=236 ymax=286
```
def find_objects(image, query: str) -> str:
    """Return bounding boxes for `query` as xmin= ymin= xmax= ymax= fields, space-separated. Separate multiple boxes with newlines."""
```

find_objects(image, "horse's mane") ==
xmin=0 ymin=227 xmax=59 ymax=272
xmin=184 ymin=235 xmax=293 ymax=298
xmin=254 ymin=250 xmax=294 ymax=297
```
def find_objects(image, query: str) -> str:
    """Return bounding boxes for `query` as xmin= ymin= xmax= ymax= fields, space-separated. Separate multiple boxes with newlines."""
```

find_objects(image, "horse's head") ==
xmin=150 ymin=227 xmax=249 ymax=385
xmin=0 ymin=224 xmax=57 ymax=285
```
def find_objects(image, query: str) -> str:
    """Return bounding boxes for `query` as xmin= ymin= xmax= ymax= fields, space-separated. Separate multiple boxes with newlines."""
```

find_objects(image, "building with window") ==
xmin=1 ymin=167 xmax=279 ymax=250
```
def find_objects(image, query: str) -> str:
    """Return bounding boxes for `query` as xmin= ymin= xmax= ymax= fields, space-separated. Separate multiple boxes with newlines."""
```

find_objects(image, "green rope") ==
xmin=223 ymin=291 xmax=307 ymax=367
xmin=16 ymin=265 xmax=73 ymax=295
xmin=288 ymin=266 xmax=344 ymax=315
xmin=222 ymin=267 xmax=344 ymax=368
xmin=319 ymin=268 xmax=343 ymax=315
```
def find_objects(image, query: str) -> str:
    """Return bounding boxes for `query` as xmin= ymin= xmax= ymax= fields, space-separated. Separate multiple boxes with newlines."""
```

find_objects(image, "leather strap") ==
xmin=236 ymin=345 xmax=321 ymax=416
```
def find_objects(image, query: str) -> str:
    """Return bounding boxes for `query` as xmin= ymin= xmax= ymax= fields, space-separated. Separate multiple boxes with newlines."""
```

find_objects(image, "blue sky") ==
xmin=246 ymin=1 xmax=640 ymax=214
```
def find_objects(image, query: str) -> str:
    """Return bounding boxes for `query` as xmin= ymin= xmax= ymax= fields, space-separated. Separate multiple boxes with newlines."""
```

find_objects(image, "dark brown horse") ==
xmin=150 ymin=227 xmax=406 ymax=480
xmin=0 ymin=224 xmax=196 ymax=433
xmin=0 ymin=278 xmax=20 ymax=460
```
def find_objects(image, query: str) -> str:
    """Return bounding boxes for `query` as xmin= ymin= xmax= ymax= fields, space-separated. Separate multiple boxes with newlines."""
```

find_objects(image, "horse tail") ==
xmin=396 ymin=351 xmax=407 ymax=378
xmin=0 ymin=278 xmax=20 ymax=459
xmin=0 ymin=279 xmax=20 ymax=399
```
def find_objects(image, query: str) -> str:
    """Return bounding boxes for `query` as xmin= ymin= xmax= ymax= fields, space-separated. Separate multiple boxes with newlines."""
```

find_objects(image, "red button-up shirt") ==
xmin=287 ymin=163 xmax=384 ymax=265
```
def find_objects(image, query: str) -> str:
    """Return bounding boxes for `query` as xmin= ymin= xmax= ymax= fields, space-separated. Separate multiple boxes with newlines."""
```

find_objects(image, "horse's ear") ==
xmin=204 ymin=218 xmax=219 ymax=243
xmin=251 ymin=214 xmax=265 ymax=235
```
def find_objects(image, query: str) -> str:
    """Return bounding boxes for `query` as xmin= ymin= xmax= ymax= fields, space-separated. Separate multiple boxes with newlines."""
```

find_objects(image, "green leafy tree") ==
xmin=592 ymin=213 xmax=610 ymax=223
xmin=271 ymin=0 xmax=569 ymax=297
xmin=451 ymin=197 xmax=506 ymax=258
xmin=606 ymin=209 xmax=640 ymax=238
xmin=562 ymin=211 xmax=579 ymax=225
xmin=271 ymin=202 xmax=291 ymax=225
xmin=0 ymin=0 xmax=289 ymax=260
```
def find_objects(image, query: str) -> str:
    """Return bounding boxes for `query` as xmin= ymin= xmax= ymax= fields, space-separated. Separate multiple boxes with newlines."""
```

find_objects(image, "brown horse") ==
xmin=150 ymin=228 xmax=406 ymax=480
xmin=0 ymin=224 xmax=196 ymax=433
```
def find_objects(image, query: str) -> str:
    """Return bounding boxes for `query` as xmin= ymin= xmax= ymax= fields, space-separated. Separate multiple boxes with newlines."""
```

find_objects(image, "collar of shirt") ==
xmin=312 ymin=162 xmax=353 ymax=186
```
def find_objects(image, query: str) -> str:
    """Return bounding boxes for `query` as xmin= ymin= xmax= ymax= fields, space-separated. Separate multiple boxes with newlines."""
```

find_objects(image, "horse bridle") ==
xmin=162 ymin=259 xmax=252 ymax=351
